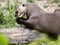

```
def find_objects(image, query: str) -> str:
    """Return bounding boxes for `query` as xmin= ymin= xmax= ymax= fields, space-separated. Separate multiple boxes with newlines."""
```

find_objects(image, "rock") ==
xmin=0 ymin=27 xmax=41 ymax=44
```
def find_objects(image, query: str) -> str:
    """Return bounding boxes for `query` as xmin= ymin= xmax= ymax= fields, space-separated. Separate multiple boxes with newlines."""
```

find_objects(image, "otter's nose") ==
xmin=15 ymin=11 xmax=18 ymax=17
xmin=15 ymin=11 xmax=18 ymax=14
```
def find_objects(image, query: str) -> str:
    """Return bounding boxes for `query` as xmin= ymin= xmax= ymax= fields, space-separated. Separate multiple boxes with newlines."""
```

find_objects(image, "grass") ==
xmin=0 ymin=0 xmax=19 ymax=28
xmin=52 ymin=0 xmax=60 ymax=3
xmin=27 ymin=0 xmax=34 ymax=3
xmin=28 ymin=34 xmax=60 ymax=45
xmin=0 ymin=33 xmax=9 ymax=45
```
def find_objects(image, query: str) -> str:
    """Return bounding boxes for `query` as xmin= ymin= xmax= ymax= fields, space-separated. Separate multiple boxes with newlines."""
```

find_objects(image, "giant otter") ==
xmin=15 ymin=2 xmax=60 ymax=38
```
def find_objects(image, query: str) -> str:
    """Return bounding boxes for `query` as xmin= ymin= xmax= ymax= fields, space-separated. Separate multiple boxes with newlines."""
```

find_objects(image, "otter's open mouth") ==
xmin=18 ymin=13 xmax=27 ymax=19
xmin=18 ymin=13 xmax=24 ymax=18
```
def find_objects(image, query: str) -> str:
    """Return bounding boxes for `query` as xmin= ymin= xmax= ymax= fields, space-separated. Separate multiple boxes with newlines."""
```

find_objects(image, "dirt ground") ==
xmin=0 ymin=0 xmax=60 ymax=13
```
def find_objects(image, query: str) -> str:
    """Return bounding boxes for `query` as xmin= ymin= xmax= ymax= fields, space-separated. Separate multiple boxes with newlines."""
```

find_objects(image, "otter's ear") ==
xmin=22 ymin=4 xmax=25 ymax=7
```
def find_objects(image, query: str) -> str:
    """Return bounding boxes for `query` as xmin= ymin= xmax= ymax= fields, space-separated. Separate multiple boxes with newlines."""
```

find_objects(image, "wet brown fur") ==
xmin=15 ymin=2 xmax=60 ymax=38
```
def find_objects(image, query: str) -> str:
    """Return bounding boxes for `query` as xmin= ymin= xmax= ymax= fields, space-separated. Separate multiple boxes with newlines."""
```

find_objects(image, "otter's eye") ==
xmin=22 ymin=4 xmax=25 ymax=7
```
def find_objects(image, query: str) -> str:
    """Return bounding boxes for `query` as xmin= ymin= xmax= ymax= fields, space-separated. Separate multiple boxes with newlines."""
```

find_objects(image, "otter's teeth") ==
xmin=19 ymin=14 xmax=24 ymax=18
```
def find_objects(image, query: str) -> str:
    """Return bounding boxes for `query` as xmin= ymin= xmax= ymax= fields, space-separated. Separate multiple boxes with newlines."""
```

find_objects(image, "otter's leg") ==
xmin=16 ymin=18 xmax=34 ymax=29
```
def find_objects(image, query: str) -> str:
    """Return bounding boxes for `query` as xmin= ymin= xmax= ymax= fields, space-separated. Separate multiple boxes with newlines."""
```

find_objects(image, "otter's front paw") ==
xmin=16 ymin=18 xmax=25 ymax=24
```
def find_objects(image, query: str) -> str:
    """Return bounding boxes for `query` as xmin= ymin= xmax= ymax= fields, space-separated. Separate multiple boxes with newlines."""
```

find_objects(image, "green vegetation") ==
xmin=27 ymin=0 xmax=34 ymax=3
xmin=28 ymin=34 xmax=60 ymax=45
xmin=0 ymin=0 xmax=19 ymax=28
xmin=52 ymin=0 xmax=60 ymax=3
xmin=0 ymin=33 xmax=9 ymax=45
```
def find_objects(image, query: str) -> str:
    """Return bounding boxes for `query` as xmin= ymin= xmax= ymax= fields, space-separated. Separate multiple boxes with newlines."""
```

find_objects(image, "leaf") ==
xmin=0 ymin=33 xmax=9 ymax=45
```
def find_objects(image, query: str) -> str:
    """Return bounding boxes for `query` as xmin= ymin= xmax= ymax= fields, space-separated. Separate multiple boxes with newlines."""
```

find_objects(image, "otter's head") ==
xmin=15 ymin=3 xmax=27 ymax=18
